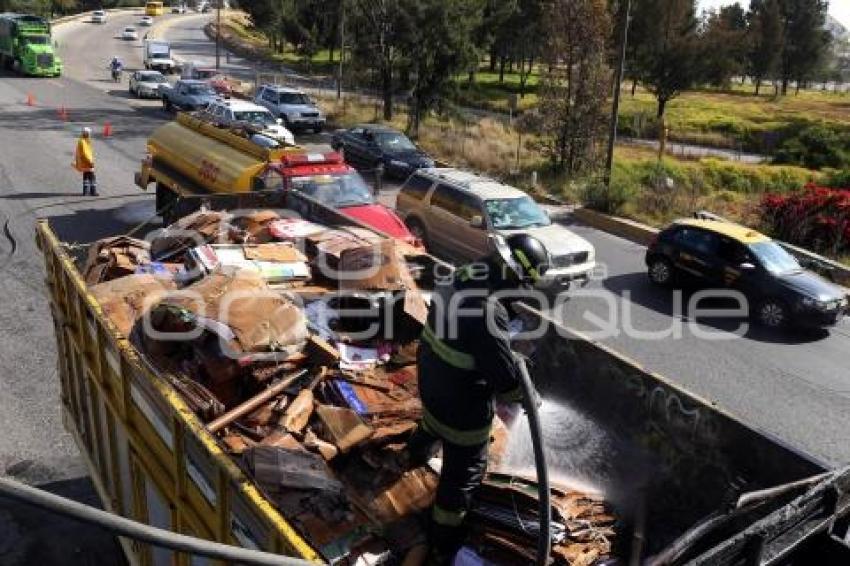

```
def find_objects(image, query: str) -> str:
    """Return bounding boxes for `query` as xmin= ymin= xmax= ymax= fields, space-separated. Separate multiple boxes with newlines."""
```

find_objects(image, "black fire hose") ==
xmin=516 ymin=354 xmax=551 ymax=566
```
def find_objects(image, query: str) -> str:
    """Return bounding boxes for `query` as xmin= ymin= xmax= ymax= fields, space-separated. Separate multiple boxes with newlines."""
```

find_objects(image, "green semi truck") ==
xmin=0 ymin=13 xmax=62 ymax=76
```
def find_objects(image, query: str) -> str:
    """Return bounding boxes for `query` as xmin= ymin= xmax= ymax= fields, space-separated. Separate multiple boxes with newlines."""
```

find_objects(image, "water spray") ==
xmin=516 ymin=354 xmax=551 ymax=566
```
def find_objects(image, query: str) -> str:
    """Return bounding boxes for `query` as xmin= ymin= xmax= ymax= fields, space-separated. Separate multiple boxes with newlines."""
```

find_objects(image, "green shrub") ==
xmin=773 ymin=126 xmax=850 ymax=170
xmin=823 ymin=169 xmax=850 ymax=188
xmin=580 ymin=172 xmax=638 ymax=215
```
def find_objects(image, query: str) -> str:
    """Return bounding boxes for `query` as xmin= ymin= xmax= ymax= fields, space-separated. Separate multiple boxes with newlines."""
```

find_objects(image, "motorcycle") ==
xmin=111 ymin=68 xmax=122 ymax=82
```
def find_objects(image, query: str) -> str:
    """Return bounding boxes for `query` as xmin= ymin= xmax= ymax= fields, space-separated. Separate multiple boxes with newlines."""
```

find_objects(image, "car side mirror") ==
xmin=470 ymin=215 xmax=484 ymax=229
xmin=739 ymin=262 xmax=756 ymax=271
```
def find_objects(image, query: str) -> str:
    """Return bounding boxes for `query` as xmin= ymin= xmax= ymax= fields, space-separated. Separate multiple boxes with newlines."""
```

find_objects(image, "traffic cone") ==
xmin=26 ymin=93 xmax=34 ymax=106
xmin=102 ymin=121 xmax=112 ymax=138
xmin=58 ymin=106 xmax=68 ymax=121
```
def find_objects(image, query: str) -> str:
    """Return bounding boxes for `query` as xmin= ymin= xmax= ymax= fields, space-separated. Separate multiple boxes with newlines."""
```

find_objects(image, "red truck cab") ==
xmin=269 ymin=151 xmax=420 ymax=247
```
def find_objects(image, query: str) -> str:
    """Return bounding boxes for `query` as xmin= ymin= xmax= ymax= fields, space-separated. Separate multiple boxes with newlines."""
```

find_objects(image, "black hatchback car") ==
xmin=331 ymin=124 xmax=434 ymax=180
xmin=646 ymin=218 xmax=848 ymax=328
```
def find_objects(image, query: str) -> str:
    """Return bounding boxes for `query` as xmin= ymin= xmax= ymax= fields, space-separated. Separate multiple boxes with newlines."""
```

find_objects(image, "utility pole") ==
xmin=337 ymin=0 xmax=345 ymax=100
xmin=604 ymin=0 xmax=631 ymax=188
xmin=215 ymin=1 xmax=221 ymax=71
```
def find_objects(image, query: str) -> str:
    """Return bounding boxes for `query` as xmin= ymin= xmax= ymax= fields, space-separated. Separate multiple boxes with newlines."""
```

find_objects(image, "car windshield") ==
xmin=234 ymin=110 xmax=274 ymax=124
xmin=139 ymin=73 xmax=166 ymax=83
xmin=278 ymin=92 xmax=311 ymax=105
xmin=748 ymin=241 xmax=802 ymax=275
xmin=485 ymin=196 xmax=551 ymax=229
xmin=374 ymin=132 xmax=417 ymax=153
xmin=22 ymin=35 xmax=49 ymax=45
xmin=187 ymin=85 xmax=214 ymax=95
xmin=290 ymin=173 xmax=374 ymax=208
xmin=125 ymin=28 xmax=136 ymax=33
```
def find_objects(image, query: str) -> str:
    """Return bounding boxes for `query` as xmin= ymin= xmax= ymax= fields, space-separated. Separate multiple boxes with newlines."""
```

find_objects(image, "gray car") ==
xmin=253 ymin=85 xmax=325 ymax=133
xmin=396 ymin=168 xmax=596 ymax=288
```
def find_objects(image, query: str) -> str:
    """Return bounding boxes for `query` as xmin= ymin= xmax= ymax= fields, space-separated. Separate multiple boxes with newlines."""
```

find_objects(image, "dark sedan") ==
xmin=331 ymin=124 xmax=434 ymax=180
xmin=646 ymin=218 xmax=848 ymax=328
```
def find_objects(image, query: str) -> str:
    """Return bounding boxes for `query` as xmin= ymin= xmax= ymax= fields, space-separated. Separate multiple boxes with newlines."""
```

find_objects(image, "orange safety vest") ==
xmin=74 ymin=137 xmax=94 ymax=172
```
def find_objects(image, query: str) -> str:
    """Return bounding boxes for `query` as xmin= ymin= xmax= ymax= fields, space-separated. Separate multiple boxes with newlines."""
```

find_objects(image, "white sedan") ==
xmin=121 ymin=26 xmax=138 ymax=41
xmin=139 ymin=16 xmax=154 ymax=27
xmin=91 ymin=10 xmax=106 ymax=23
xmin=129 ymin=70 xmax=168 ymax=98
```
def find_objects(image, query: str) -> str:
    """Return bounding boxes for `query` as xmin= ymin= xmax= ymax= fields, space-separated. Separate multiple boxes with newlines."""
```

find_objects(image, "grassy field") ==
xmin=314 ymin=90 xmax=822 ymax=226
xmin=223 ymin=14 xmax=850 ymax=156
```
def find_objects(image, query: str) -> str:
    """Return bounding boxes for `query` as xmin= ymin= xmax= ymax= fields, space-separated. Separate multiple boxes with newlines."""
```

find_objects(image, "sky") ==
xmin=698 ymin=0 xmax=850 ymax=30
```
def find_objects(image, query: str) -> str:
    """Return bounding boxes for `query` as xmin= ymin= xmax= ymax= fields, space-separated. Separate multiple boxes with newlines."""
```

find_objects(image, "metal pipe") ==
xmin=516 ymin=355 xmax=551 ymax=565
xmin=0 ymin=476 xmax=318 ymax=566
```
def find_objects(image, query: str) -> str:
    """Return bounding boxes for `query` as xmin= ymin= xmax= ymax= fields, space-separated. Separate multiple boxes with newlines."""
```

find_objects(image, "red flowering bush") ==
xmin=760 ymin=183 xmax=850 ymax=255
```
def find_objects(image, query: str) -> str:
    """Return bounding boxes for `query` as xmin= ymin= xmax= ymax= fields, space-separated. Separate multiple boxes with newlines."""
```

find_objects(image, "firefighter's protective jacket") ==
xmin=417 ymin=268 xmax=524 ymax=446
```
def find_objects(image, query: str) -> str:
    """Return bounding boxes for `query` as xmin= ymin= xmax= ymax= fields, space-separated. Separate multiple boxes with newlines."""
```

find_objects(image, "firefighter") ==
xmin=74 ymin=127 xmax=98 ymax=196
xmin=409 ymin=233 xmax=549 ymax=564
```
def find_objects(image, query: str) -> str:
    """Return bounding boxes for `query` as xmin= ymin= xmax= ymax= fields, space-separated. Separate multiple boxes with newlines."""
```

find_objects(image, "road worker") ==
xmin=74 ymin=127 xmax=98 ymax=196
xmin=408 ymin=233 xmax=548 ymax=564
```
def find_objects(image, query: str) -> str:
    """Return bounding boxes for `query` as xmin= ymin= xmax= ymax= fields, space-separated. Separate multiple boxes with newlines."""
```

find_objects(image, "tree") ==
xmin=631 ymin=0 xmax=701 ymax=118
xmin=747 ymin=0 xmax=784 ymax=95
xmin=538 ymin=0 xmax=611 ymax=175
xmin=349 ymin=0 xmax=404 ymax=120
xmin=779 ymin=0 xmax=831 ymax=95
xmin=398 ymin=0 xmax=484 ymax=135
xmin=700 ymin=3 xmax=748 ymax=88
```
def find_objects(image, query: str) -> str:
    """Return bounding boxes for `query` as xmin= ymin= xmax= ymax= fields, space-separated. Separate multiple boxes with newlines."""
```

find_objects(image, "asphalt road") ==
xmin=0 ymin=8 xmax=848 ymax=566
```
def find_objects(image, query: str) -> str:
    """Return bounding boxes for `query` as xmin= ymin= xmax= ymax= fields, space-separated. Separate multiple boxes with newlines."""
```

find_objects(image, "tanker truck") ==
xmin=136 ymin=112 xmax=420 ymax=246
xmin=0 ymin=13 xmax=61 ymax=76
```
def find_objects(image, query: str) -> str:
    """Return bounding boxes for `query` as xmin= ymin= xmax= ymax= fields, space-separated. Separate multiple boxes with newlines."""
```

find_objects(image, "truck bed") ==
xmin=36 ymin=209 xmax=850 ymax=565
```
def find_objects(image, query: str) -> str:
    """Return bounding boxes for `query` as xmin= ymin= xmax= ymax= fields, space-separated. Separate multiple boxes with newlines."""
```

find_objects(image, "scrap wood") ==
xmin=260 ymin=430 xmax=305 ymax=451
xmin=156 ymin=270 xmax=309 ymax=353
xmin=223 ymin=432 xmax=255 ymax=454
xmin=280 ymin=368 xmax=327 ymax=434
xmin=365 ymin=467 xmax=438 ymax=523
xmin=366 ymin=420 xmax=417 ymax=445
xmin=207 ymin=369 xmax=307 ymax=433
xmin=160 ymin=372 xmax=224 ymax=422
xmin=89 ymin=274 xmax=176 ymax=336
xmin=558 ymin=543 xmax=603 ymax=566
xmin=337 ymin=371 xmax=392 ymax=393
xmin=315 ymin=404 xmax=373 ymax=453
xmin=83 ymin=235 xmax=151 ymax=285
xmin=304 ymin=429 xmax=339 ymax=461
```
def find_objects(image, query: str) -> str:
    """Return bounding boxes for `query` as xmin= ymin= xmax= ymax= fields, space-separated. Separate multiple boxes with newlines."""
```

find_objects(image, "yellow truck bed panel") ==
xmin=36 ymin=219 xmax=321 ymax=565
